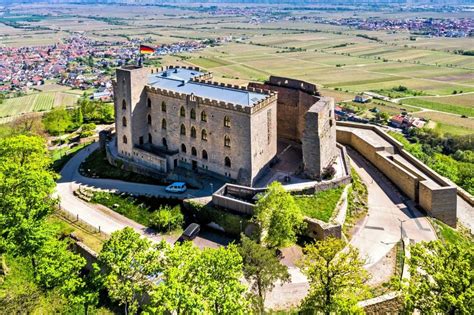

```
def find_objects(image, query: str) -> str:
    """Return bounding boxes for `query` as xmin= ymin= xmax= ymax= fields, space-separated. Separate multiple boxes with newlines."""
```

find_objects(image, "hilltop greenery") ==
xmin=390 ymin=129 xmax=474 ymax=195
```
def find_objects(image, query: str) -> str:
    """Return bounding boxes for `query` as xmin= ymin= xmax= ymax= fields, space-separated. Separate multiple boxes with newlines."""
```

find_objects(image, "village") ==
xmin=317 ymin=16 xmax=474 ymax=38
xmin=0 ymin=34 xmax=223 ymax=98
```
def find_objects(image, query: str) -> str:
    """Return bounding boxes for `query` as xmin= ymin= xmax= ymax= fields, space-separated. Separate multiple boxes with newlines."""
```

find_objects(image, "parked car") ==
xmin=165 ymin=182 xmax=187 ymax=193
xmin=176 ymin=223 xmax=200 ymax=243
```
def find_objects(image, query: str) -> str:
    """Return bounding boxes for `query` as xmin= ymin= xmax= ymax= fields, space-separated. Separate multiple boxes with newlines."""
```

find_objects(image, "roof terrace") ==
xmin=147 ymin=67 xmax=267 ymax=107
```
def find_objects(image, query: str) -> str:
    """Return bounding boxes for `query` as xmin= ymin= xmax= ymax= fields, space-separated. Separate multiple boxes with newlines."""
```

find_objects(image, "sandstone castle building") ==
xmin=112 ymin=65 xmax=337 ymax=186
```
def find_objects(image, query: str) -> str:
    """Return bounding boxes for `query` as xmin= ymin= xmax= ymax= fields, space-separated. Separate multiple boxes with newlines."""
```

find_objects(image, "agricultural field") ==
xmin=0 ymin=3 xmax=472 ymax=134
xmin=0 ymin=90 xmax=79 ymax=120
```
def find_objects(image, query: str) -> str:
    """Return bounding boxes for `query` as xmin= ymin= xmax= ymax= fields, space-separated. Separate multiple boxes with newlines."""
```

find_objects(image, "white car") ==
xmin=165 ymin=182 xmax=187 ymax=193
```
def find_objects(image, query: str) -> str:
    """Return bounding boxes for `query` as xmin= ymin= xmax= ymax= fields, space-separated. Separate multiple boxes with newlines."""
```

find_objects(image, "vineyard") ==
xmin=0 ymin=91 xmax=79 ymax=122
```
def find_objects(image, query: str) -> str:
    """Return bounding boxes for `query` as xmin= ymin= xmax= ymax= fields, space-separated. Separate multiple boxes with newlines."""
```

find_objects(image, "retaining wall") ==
xmin=336 ymin=122 xmax=459 ymax=227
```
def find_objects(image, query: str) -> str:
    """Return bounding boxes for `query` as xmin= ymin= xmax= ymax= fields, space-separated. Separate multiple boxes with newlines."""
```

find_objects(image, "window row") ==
xmin=180 ymin=144 xmax=231 ymax=167
xmin=140 ymin=98 xmax=232 ymax=128
xmin=121 ymin=135 xmax=231 ymax=168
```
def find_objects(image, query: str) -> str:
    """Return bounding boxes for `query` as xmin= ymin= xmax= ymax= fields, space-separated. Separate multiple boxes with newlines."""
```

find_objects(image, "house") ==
xmin=354 ymin=94 xmax=372 ymax=103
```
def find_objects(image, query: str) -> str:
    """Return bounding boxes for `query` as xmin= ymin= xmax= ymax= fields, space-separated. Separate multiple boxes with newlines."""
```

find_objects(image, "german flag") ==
xmin=139 ymin=45 xmax=154 ymax=55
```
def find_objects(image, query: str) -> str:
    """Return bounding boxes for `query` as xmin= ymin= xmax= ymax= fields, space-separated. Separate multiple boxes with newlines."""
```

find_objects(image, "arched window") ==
xmin=122 ymin=135 xmax=127 ymax=144
xmin=224 ymin=116 xmax=231 ymax=128
xmin=191 ymin=147 xmax=197 ymax=156
xmin=147 ymin=114 xmax=152 ymax=125
xmin=224 ymin=135 xmax=230 ymax=147
xmin=202 ymin=150 xmax=208 ymax=160
xmin=224 ymin=156 xmax=231 ymax=168
xmin=148 ymin=133 xmax=152 ymax=144
xmin=180 ymin=106 xmax=185 ymax=117
xmin=201 ymin=111 xmax=207 ymax=122
xmin=191 ymin=126 xmax=196 ymax=138
xmin=122 ymin=100 xmax=126 ymax=110
xmin=190 ymin=108 xmax=196 ymax=120
xmin=122 ymin=116 xmax=127 ymax=127
xmin=180 ymin=124 xmax=186 ymax=135
xmin=162 ymin=118 xmax=167 ymax=130
xmin=162 ymin=137 xmax=167 ymax=148
xmin=161 ymin=101 xmax=166 ymax=112
xmin=147 ymin=98 xmax=151 ymax=108
xmin=181 ymin=144 xmax=187 ymax=153
xmin=201 ymin=129 xmax=207 ymax=141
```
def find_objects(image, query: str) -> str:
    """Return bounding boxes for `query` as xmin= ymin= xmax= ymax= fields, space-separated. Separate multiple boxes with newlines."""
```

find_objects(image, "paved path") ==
xmin=348 ymin=147 xmax=437 ymax=267
xmin=55 ymin=143 xmax=455 ymax=309
xmin=56 ymin=142 xmax=225 ymax=248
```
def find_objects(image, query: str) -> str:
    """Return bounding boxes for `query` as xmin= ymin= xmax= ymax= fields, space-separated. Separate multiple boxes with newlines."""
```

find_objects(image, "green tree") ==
xmin=0 ymin=135 xmax=58 ymax=273
xmin=298 ymin=238 xmax=369 ymax=314
xmin=199 ymin=244 xmax=248 ymax=314
xmin=35 ymin=237 xmax=86 ymax=301
xmin=42 ymin=107 xmax=73 ymax=135
xmin=254 ymin=181 xmax=304 ymax=247
xmin=75 ymin=107 xmax=84 ymax=125
xmin=148 ymin=242 xmax=249 ymax=314
xmin=149 ymin=205 xmax=184 ymax=233
xmin=404 ymin=240 xmax=473 ymax=314
xmin=238 ymin=235 xmax=290 ymax=312
xmin=98 ymin=227 xmax=163 ymax=315
xmin=79 ymin=99 xmax=114 ymax=124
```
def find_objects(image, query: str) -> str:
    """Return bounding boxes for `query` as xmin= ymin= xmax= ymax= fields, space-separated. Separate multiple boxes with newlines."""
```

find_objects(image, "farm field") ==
xmin=0 ymin=90 xmax=79 ymax=119
xmin=0 ymin=3 xmax=472 ymax=135
xmin=401 ymin=96 xmax=474 ymax=117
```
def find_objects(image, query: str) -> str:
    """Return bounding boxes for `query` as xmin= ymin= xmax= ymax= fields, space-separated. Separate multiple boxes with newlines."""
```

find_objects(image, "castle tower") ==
xmin=113 ymin=66 xmax=149 ymax=157
xmin=302 ymin=97 xmax=338 ymax=179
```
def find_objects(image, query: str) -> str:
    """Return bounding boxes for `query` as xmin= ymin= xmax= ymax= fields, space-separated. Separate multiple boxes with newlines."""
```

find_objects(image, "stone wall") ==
xmin=210 ymin=181 xmax=349 ymax=241
xmin=336 ymin=122 xmax=458 ymax=227
xmin=302 ymin=97 xmax=338 ymax=179
xmin=249 ymin=76 xmax=319 ymax=142
xmin=113 ymin=66 xmax=278 ymax=186
xmin=358 ymin=292 xmax=404 ymax=314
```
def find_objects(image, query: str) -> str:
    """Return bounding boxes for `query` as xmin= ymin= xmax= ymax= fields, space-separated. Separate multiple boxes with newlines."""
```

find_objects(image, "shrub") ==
xmin=81 ymin=123 xmax=96 ymax=131
xmin=321 ymin=166 xmax=336 ymax=180
xmin=149 ymin=205 xmax=184 ymax=232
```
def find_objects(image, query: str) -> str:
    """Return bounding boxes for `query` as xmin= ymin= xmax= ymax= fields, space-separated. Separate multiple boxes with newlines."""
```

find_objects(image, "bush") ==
xmin=79 ymin=130 xmax=94 ymax=138
xmin=149 ymin=205 xmax=184 ymax=232
xmin=81 ymin=123 xmax=96 ymax=131
xmin=321 ymin=166 xmax=336 ymax=180
xmin=42 ymin=108 xmax=73 ymax=135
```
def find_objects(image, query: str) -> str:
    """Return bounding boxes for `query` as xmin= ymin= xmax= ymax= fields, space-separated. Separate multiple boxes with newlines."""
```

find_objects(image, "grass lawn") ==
xmin=90 ymin=191 xmax=182 ymax=231
xmin=50 ymin=142 xmax=92 ymax=173
xmin=402 ymin=98 xmax=474 ymax=117
xmin=431 ymin=219 xmax=473 ymax=246
xmin=47 ymin=215 xmax=107 ymax=253
xmin=294 ymin=186 xmax=345 ymax=223
xmin=80 ymin=148 xmax=167 ymax=185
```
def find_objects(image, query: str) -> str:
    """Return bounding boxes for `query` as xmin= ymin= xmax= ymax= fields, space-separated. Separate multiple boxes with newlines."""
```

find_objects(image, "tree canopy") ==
xmin=148 ymin=241 xmax=248 ymax=315
xmin=298 ymin=237 xmax=369 ymax=314
xmin=253 ymin=181 xmax=305 ymax=247
xmin=404 ymin=240 xmax=473 ymax=314
xmin=0 ymin=135 xmax=58 ymax=267
xmin=238 ymin=235 xmax=290 ymax=312
xmin=97 ymin=227 xmax=163 ymax=315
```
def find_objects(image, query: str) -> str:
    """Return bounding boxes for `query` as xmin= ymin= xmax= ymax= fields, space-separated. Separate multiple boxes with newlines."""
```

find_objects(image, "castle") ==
xmin=112 ymin=65 xmax=337 ymax=186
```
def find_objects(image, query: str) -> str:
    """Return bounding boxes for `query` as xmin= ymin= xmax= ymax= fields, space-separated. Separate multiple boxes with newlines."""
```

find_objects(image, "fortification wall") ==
xmin=248 ymin=76 xmax=319 ymax=142
xmin=336 ymin=122 xmax=459 ymax=227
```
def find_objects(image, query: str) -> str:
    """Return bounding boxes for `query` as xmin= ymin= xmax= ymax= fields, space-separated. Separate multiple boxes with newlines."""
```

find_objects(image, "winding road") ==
xmin=55 ymin=143 xmax=469 ymax=309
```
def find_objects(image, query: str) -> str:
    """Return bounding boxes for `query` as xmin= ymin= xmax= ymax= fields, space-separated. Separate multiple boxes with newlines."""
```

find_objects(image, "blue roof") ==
xmin=148 ymin=68 xmax=267 ymax=107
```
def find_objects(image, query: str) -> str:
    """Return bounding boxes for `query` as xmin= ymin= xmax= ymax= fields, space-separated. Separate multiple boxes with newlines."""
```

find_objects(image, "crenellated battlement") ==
xmin=150 ymin=64 xmax=203 ymax=75
xmin=190 ymin=78 xmax=273 ymax=96
xmin=145 ymin=84 xmax=277 ymax=114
